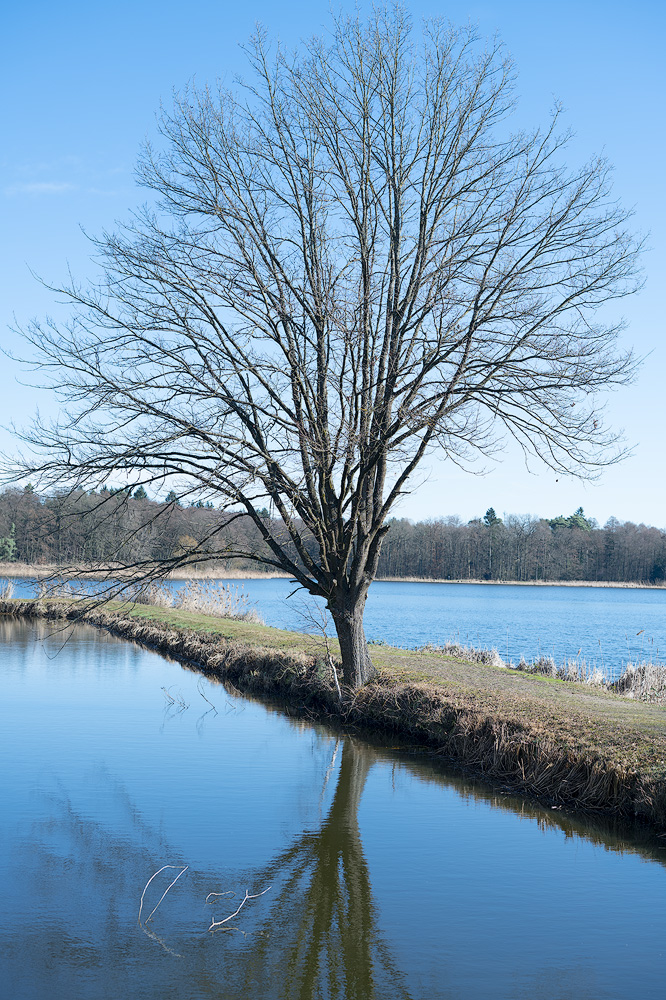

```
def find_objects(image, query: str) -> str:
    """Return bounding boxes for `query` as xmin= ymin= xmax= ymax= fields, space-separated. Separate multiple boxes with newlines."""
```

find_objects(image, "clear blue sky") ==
xmin=2 ymin=0 xmax=664 ymax=527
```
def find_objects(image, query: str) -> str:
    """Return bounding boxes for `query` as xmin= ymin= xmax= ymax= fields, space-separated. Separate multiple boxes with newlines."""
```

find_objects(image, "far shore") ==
xmin=375 ymin=576 xmax=666 ymax=589
xmin=0 ymin=561 xmax=664 ymax=589
xmin=0 ymin=562 xmax=291 ymax=581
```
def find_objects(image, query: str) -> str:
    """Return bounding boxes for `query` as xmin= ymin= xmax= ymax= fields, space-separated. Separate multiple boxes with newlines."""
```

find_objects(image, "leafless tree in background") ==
xmin=8 ymin=7 xmax=642 ymax=686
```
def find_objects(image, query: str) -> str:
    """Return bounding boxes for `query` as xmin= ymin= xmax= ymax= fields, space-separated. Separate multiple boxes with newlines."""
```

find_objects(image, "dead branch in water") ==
xmin=207 ymin=886 xmax=271 ymax=933
xmin=161 ymin=686 xmax=189 ymax=712
xmin=197 ymin=677 xmax=218 ymax=713
xmin=137 ymin=864 xmax=189 ymax=926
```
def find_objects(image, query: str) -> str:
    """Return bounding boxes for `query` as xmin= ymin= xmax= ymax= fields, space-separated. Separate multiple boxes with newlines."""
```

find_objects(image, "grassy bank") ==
xmin=1 ymin=597 xmax=665 ymax=830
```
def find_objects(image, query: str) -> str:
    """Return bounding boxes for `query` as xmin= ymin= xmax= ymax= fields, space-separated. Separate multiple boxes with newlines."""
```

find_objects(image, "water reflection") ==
xmin=1 ymin=743 xmax=411 ymax=1000
xmin=2 ymin=618 xmax=665 ymax=1000
xmin=231 ymin=740 xmax=413 ymax=999
xmin=379 ymin=747 xmax=666 ymax=868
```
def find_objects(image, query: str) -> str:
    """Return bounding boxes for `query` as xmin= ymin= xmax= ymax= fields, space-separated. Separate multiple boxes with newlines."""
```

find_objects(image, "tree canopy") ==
xmin=7 ymin=7 xmax=642 ymax=685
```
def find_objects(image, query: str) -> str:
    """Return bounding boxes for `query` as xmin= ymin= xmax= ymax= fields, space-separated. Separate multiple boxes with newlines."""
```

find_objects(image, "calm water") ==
xmin=1 ymin=619 xmax=665 ymax=999
xmin=229 ymin=578 xmax=666 ymax=673
xmin=5 ymin=577 xmax=666 ymax=675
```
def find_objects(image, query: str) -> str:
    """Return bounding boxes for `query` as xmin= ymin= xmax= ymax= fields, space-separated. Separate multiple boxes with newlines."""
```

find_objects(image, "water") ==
xmin=232 ymin=578 xmax=666 ymax=673
xmin=1 ymin=619 xmax=665 ymax=999
xmin=7 ymin=574 xmax=664 ymax=674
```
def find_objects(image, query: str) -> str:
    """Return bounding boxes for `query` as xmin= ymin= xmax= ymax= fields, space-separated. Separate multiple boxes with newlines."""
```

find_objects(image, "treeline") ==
xmin=0 ymin=488 xmax=665 ymax=584
xmin=375 ymin=509 xmax=666 ymax=584
xmin=0 ymin=486 xmax=266 ymax=568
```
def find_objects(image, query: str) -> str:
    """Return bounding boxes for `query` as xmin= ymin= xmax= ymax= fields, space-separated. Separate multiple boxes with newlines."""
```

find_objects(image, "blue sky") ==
xmin=2 ymin=0 xmax=664 ymax=526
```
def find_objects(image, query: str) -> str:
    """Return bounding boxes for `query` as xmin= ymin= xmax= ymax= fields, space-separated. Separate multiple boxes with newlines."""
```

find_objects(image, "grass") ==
xmin=3 ymin=561 xmax=665 ymax=587
xmin=2 ymin=596 xmax=665 ymax=826
xmin=130 ymin=579 xmax=265 ymax=622
xmin=122 ymin=605 xmax=666 ymax=781
xmin=0 ymin=560 xmax=290 ymax=580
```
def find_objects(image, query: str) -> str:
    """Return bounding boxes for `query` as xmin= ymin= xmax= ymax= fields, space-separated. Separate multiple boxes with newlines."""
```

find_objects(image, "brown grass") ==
xmin=376 ymin=576 xmax=666 ymax=589
xmin=4 ymin=562 xmax=665 ymax=587
xmin=0 ymin=561 xmax=290 ymax=580
xmin=2 ymin=596 xmax=665 ymax=830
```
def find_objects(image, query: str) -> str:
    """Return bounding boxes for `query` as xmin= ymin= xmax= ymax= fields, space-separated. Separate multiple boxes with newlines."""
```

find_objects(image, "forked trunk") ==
xmin=329 ymin=594 xmax=376 ymax=688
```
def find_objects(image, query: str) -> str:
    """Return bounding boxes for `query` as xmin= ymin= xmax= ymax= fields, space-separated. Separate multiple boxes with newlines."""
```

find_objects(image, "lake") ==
xmin=6 ymin=575 xmax=664 ymax=676
xmin=1 ymin=618 xmax=665 ymax=999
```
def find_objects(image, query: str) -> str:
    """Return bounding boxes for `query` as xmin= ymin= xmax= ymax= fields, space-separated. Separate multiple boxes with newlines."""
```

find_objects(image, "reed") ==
xmin=128 ymin=579 xmax=265 ymax=623
xmin=431 ymin=640 xmax=666 ymax=704
xmin=173 ymin=580 xmax=263 ymax=622
xmin=612 ymin=662 xmax=666 ymax=703
xmin=420 ymin=641 xmax=505 ymax=667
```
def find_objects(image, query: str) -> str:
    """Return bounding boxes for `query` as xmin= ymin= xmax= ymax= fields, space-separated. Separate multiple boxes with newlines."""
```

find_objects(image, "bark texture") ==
xmin=330 ymin=593 xmax=377 ymax=688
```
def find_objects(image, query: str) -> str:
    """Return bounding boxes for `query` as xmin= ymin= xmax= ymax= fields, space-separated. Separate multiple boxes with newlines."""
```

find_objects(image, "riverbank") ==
xmin=0 ymin=561 xmax=291 ymax=580
xmin=1 ymin=562 xmax=665 ymax=588
xmin=377 ymin=576 xmax=666 ymax=589
xmin=2 ymin=597 xmax=665 ymax=830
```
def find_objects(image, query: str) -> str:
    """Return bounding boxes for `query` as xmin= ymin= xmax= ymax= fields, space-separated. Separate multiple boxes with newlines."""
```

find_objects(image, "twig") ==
xmin=197 ymin=677 xmax=218 ymax=713
xmin=161 ymin=686 xmax=189 ymax=712
xmin=138 ymin=864 xmax=189 ymax=925
xmin=205 ymin=890 xmax=235 ymax=903
xmin=293 ymin=597 xmax=343 ymax=701
xmin=208 ymin=886 xmax=271 ymax=932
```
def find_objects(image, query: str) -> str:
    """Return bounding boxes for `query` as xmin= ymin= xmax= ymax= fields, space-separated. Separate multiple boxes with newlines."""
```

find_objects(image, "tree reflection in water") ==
xmin=1 ymin=740 xmax=413 ymax=1000
xmin=227 ymin=739 xmax=413 ymax=1000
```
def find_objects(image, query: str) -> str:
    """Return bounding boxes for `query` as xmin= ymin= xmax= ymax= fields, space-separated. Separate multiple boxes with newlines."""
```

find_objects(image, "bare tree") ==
xmin=8 ymin=7 xmax=642 ymax=686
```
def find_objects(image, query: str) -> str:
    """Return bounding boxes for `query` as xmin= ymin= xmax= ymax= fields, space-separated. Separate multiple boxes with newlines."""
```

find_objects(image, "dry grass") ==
xmin=129 ymin=579 xmax=265 ymax=622
xmin=0 ymin=561 xmax=61 ymax=578
xmin=2 ymin=596 xmax=665 ymax=829
xmin=420 ymin=641 xmax=506 ymax=667
xmin=0 ymin=560 xmax=290 ymax=581
xmin=375 ymin=575 xmax=665 ymax=590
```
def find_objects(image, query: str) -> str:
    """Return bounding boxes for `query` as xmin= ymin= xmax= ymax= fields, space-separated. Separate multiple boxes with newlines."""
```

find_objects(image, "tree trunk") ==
xmin=329 ymin=593 xmax=376 ymax=688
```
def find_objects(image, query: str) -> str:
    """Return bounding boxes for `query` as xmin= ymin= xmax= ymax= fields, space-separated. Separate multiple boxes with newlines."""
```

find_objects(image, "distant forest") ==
xmin=0 ymin=487 xmax=665 ymax=585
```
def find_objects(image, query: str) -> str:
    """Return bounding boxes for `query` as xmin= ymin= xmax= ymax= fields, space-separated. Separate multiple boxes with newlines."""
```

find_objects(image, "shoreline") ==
xmin=0 ymin=562 xmax=291 ymax=581
xmin=2 ymin=597 xmax=665 ymax=832
xmin=0 ymin=562 xmax=663 ymax=589
xmin=375 ymin=576 xmax=666 ymax=589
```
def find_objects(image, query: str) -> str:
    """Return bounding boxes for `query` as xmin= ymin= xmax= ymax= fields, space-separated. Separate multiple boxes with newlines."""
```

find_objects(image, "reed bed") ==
xmin=0 ymin=562 xmax=60 ymax=578
xmin=27 ymin=577 xmax=265 ymax=623
xmin=426 ymin=641 xmax=666 ymax=704
xmin=511 ymin=653 xmax=666 ymax=703
xmin=130 ymin=579 xmax=264 ymax=623
xmin=0 ymin=560 xmax=290 ymax=581
xmin=166 ymin=564 xmax=290 ymax=580
xmin=421 ymin=642 xmax=506 ymax=667
xmin=1 ymin=597 xmax=665 ymax=830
